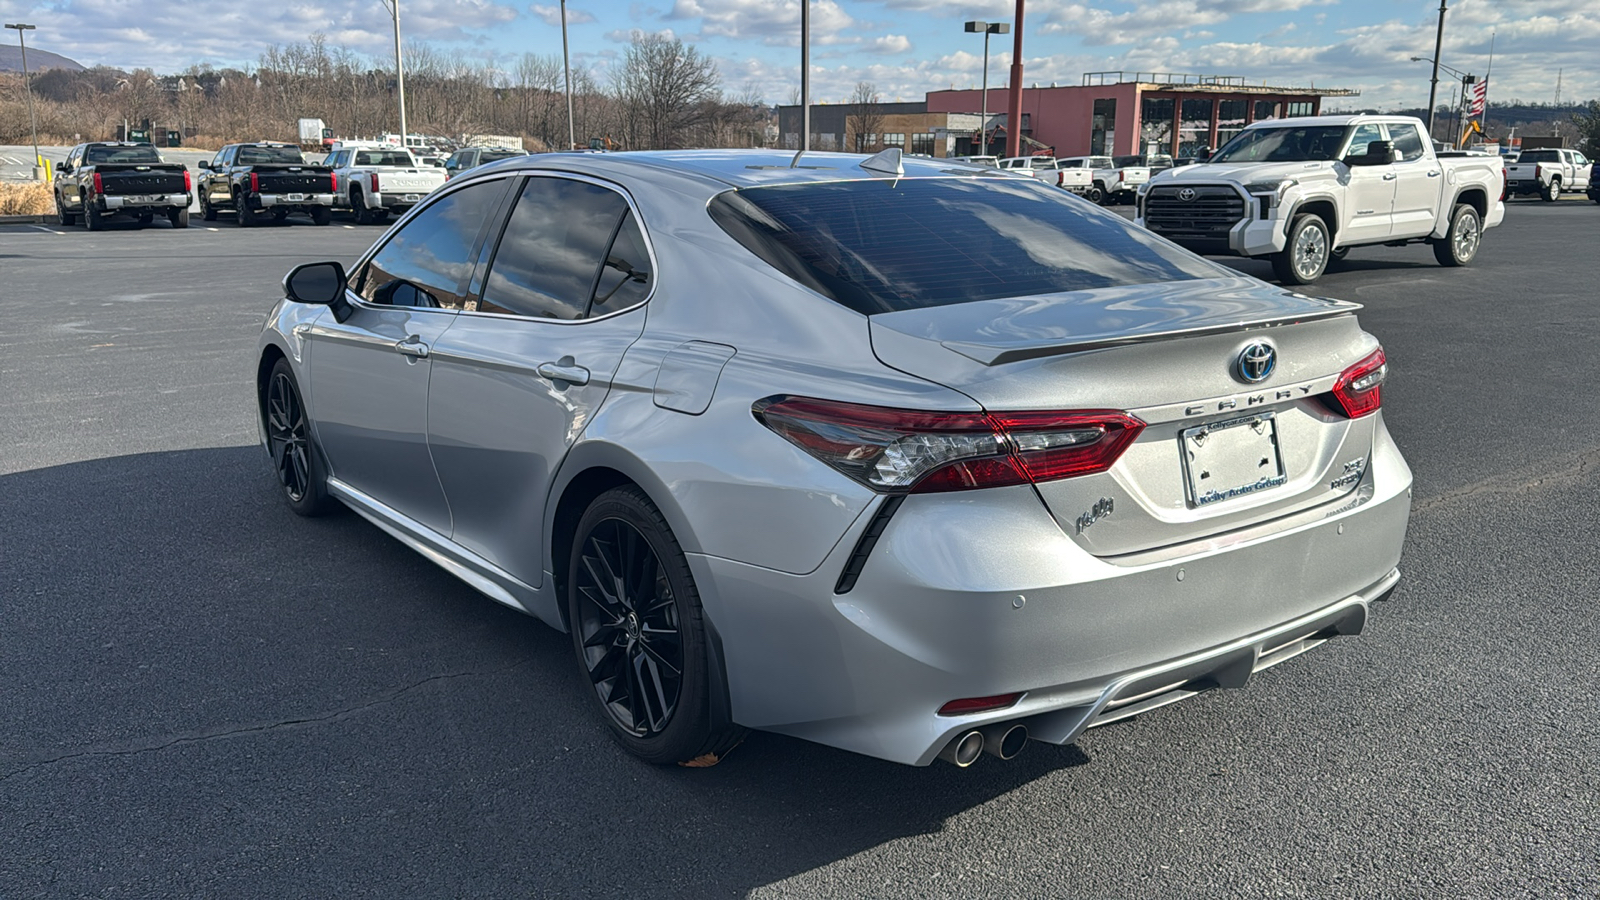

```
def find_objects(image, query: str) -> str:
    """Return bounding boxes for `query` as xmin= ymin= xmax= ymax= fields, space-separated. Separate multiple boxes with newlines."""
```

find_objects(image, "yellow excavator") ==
xmin=1458 ymin=119 xmax=1485 ymax=149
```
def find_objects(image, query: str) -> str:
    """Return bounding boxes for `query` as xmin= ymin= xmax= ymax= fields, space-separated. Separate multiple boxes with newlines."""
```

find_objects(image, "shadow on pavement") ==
xmin=0 ymin=447 xmax=1089 ymax=897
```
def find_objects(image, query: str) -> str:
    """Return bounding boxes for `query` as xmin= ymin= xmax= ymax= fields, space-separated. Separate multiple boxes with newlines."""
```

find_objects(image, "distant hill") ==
xmin=0 ymin=45 xmax=85 ymax=73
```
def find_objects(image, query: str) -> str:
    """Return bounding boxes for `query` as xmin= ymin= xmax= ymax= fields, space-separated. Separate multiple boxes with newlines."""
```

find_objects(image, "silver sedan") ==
xmin=256 ymin=149 xmax=1411 ymax=767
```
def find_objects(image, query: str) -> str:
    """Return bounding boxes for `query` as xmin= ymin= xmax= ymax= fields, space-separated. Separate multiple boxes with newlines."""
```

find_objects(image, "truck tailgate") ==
xmin=99 ymin=167 xmax=187 ymax=194
xmin=375 ymin=169 xmax=444 ymax=193
xmin=256 ymin=167 xmax=334 ymax=193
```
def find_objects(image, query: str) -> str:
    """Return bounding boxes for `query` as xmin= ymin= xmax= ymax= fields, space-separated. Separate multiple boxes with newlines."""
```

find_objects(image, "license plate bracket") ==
xmin=1180 ymin=412 xmax=1287 ymax=507
xmin=286 ymin=193 xmax=306 ymax=201
xmin=402 ymin=193 xmax=420 ymax=202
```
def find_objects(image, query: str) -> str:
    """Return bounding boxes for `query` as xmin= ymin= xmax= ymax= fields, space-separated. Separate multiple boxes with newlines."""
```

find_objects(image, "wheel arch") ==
xmin=1454 ymin=186 xmax=1488 ymax=220
xmin=1290 ymin=196 xmax=1340 ymax=242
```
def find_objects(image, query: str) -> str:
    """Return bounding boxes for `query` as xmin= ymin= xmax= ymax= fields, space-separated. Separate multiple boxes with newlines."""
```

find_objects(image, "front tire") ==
xmin=200 ymin=192 xmax=217 ymax=221
xmin=1433 ymin=202 xmax=1481 ymax=267
xmin=56 ymin=194 xmax=76 ymax=227
xmin=1271 ymin=213 xmax=1331 ymax=285
xmin=1542 ymin=179 xmax=1561 ymax=202
xmin=263 ymin=359 xmax=337 ymax=517
xmin=567 ymin=486 xmax=745 ymax=766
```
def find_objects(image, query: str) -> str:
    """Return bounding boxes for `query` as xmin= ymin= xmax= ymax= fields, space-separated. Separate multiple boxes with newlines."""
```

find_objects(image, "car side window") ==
xmin=475 ymin=177 xmax=631 ymax=320
xmin=1388 ymin=124 xmax=1426 ymax=162
xmin=1346 ymin=124 xmax=1383 ymax=159
xmin=356 ymin=179 xmax=509 ymax=310
xmin=590 ymin=211 xmax=653 ymax=317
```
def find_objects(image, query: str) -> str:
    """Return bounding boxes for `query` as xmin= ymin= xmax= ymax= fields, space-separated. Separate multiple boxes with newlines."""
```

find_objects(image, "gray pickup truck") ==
xmin=53 ymin=142 xmax=192 ymax=230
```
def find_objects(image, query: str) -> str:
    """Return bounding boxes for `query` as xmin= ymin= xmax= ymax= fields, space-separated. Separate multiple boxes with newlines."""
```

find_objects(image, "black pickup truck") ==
xmin=198 ymin=143 xmax=336 ymax=226
xmin=53 ymin=142 xmax=192 ymax=230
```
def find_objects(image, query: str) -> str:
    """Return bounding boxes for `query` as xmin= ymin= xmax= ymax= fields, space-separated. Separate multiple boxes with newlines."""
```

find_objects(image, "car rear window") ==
xmin=355 ymin=150 xmax=415 ymax=166
xmin=1516 ymin=150 xmax=1561 ymax=163
xmin=480 ymin=151 xmax=523 ymax=163
xmin=84 ymin=145 xmax=163 ymax=164
xmin=236 ymin=146 xmax=306 ymax=165
xmin=708 ymin=178 xmax=1228 ymax=315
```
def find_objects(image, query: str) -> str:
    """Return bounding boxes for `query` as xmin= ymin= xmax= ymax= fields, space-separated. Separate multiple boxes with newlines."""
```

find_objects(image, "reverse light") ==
xmin=938 ymin=693 xmax=1024 ymax=716
xmin=752 ymin=396 xmax=1145 ymax=494
xmin=1329 ymin=348 xmax=1387 ymax=418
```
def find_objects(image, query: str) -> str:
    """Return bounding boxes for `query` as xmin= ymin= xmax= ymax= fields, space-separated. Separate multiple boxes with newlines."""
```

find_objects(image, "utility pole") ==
xmin=792 ymin=0 xmax=809 ymax=165
xmin=380 ymin=0 xmax=407 ymax=146
xmin=560 ymin=0 xmax=575 ymax=150
xmin=4 ymin=23 xmax=41 ymax=180
xmin=1005 ymin=0 xmax=1025 ymax=159
xmin=1426 ymin=0 xmax=1446 ymax=140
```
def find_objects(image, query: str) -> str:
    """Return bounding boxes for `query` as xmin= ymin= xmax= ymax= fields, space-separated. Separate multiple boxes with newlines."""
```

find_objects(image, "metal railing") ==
xmin=1082 ymin=71 xmax=1249 ymax=87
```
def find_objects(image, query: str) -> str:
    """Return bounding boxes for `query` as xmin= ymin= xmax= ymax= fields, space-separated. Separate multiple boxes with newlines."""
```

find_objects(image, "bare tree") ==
xmin=609 ymin=33 xmax=722 ymax=150
xmin=845 ymin=81 xmax=884 ymax=152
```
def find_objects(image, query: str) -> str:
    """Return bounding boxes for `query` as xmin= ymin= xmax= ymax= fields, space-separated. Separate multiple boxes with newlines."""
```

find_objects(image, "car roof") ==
xmin=503 ymin=149 xmax=1018 ymax=189
xmin=1244 ymin=115 xmax=1418 ymax=129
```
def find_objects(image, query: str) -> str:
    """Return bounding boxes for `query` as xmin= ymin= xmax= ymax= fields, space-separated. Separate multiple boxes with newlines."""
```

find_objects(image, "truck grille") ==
xmin=1144 ymin=185 xmax=1246 ymax=238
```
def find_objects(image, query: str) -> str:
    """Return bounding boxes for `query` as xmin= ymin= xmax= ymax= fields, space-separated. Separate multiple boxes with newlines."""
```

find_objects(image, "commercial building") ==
xmin=926 ymin=72 xmax=1360 ymax=158
xmin=776 ymin=103 xmax=985 ymax=157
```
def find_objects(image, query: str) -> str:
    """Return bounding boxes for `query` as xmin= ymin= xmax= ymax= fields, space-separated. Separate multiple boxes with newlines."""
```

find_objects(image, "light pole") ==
xmin=560 ymin=0 xmax=575 ymax=150
xmin=1425 ymin=0 xmax=1447 ymax=139
xmin=792 ymin=0 xmax=809 ymax=166
xmin=379 ymin=0 xmax=407 ymax=146
xmin=4 ymin=23 xmax=41 ymax=180
xmin=964 ymin=20 xmax=1009 ymax=157
xmin=1412 ymin=56 xmax=1473 ymax=143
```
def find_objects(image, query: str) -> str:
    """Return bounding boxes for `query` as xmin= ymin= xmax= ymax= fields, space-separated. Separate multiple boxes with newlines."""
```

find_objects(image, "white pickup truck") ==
xmin=1136 ymin=114 xmax=1506 ymax=284
xmin=1058 ymin=155 xmax=1149 ymax=205
xmin=1504 ymin=148 xmax=1592 ymax=201
xmin=997 ymin=156 xmax=1094 ymax=195
xmin=321 ymin=145 xmax=447 ymax=224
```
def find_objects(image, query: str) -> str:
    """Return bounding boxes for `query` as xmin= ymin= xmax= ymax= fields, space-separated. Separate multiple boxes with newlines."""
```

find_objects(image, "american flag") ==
xmin=1468 ymin=78 xmax=1489 ymax=116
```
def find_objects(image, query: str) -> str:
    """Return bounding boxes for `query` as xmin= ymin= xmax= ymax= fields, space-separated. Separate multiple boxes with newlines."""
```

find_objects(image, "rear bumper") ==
xmin=692 ymin=414 xmax=1411 ymax=766
xmin=101 ymin=193 xmax=189 ymax=211
xmin=253 ymin=193 xmax=335 ymax=209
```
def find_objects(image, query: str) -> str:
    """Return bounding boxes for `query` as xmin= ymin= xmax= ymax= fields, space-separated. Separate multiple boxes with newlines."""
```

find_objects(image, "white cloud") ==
xmin=604 ymin=27 xmax=679 ymax=44
xmin=667 ymin=0 xmax=855 ymax=46
xmin=530 ymin=5 xmax=596 ymax=27
xmin=870 ymin=34 xmax=911 ymax=54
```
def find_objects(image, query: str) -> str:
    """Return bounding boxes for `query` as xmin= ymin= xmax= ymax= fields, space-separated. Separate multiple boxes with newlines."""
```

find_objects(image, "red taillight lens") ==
xmin=753 ymin=396 xmax=1144 ymax=494
xmin=182 ymin=168 xmax=192 ymax=192
xmin=1329 ymin=348 xmax=1387 ymax=418
xmin=330 ymin=172 xmax=338 ymax=192
xmin=938 ymin=693 xmax=1023 ymax=716
xmin=370 ymin=172 xmax=380 ymax=193
xmin=92 ymin=172 xmax=103 ymax=193
xmin=249 ymin=172 xmax=260 ymax=192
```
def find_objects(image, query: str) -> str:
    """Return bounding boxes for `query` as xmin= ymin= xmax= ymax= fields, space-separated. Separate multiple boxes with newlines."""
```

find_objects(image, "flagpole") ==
xmin=1479 ymin=31 xmax=1494 ymax=129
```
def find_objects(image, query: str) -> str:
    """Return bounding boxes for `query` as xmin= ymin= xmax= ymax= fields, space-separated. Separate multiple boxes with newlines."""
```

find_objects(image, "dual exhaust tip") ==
xmin=937 ymin=722 xmax=1029 ymax=767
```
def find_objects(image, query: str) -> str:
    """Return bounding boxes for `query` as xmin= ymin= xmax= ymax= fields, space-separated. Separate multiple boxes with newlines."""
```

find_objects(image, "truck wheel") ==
xmin=1542 ymin=179 xmax=1561 ymax=202
xmin=84 ymin=203 xmax=104 ymax=232
xmin=1084 ymin=186 xmax=1103 ymax=204
xmin=236 ymin=194 xmax=257 ymax=227
xmin=169 ymin=207 xmax=190 ymax=229
xmin=1271 ymin=214 xmax=1330 ymax=285
xmin=56 ymin=194 xmax=76 ymax=227
xmin=1094 ymin=183 xmax=1111 ymax=205
xmin=1432 ymin=203 xmax=1480 ymax=267
xmin=200 ymin=193 xmax=217 ymax=221
xmin=310 ymin=206 xmax=332 ymax=226
xmin=351 ymin=188 xmax=374 ymax=225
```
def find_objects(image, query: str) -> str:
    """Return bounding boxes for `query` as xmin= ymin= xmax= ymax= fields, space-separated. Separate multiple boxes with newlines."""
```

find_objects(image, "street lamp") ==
xmin=377 ymin=0 xmax=407 ymax=147
xmin=1411 ymin=56 xmax=1474 ymax=142
xmin=964 ymin=20 xmax=1009 ymax=156
xmin=4 ymin=22 xmax=41 ymax=180
xmin=1424 ymin=0 xmax=1446 ymax=139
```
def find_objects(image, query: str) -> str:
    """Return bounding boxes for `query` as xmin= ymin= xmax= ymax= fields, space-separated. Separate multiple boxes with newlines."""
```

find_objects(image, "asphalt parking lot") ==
xmin=2 ymin=199 xmax=1598 ymax=898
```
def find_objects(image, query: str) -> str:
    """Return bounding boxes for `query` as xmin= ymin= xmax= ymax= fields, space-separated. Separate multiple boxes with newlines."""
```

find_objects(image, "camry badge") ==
xmin=1236 ymin=342 xmax=1276 ymax=383
xmin=1178 ymin=187 xmax=1197 ymax=202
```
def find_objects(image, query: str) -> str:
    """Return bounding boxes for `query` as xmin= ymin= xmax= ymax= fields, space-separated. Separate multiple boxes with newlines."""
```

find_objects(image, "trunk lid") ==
xmin=868 ymin=277 xmax=1379 ymax=557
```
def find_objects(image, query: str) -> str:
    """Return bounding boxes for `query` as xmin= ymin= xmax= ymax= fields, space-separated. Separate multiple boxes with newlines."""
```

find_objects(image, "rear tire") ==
xmin=1432 ymin=203 xmax=1481 ymax=267
xmin=1084 ymin=185 xmax=1104 ymax=204
xmin=263 ymin=359 xmax=337 ymax=517
xmin=84 ymin=202 xmax=104 ymax=231
xmin=351 ymin=188 xmax=376 ymax=225
xmin=1542 ymin=179 xmax=1561 ymax=202
xmin=1271 ymin=214 xmax=1330 ymax=285
xmin=567 ymin=486 xmax=746 ymax=766
xmin=310 ymin=206 xmax=332 ymax=226
xmin=169 ymin=207 xmax=190 ymax=229
xmin=236 ymin=194 xmax=258 ymax=227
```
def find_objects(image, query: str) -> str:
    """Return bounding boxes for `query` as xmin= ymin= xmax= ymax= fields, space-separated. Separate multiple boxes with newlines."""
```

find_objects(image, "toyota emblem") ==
xmin=1177 ymin=187 xmax=1197 ymax=202
xmin=1235 ymin=342 xmax=1277 ymax=383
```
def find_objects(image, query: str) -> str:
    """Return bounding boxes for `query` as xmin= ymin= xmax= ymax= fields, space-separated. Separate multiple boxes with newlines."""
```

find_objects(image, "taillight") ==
xmin=1329 ymin=348 xmax=1387 ymax=418
xmin=182 ymin=168 xmax=192 ymax=192
xmin=250 ymin=172 xmax=260 ymax=192
xmin=752 ymin=396 xmax=1144 ymax=493
xmin=370 ymin=172 xmax=380 ymax=193
xmin=938 ymin=693 xmax=1023 ymax=716
xmin=92 ymin=172 xmax=103 ymax=193
xmin=330 ymin=172 xmax=338 ymax=192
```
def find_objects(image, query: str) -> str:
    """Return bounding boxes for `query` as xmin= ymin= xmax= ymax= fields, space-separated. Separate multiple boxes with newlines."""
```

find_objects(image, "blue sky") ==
xmin=10 ymin=0 xmax=1595 ymax=111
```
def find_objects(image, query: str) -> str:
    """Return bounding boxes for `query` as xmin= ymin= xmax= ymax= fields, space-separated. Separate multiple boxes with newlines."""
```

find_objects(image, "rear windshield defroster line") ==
xmin=708 ymin=178 xmax=1228 ymax=315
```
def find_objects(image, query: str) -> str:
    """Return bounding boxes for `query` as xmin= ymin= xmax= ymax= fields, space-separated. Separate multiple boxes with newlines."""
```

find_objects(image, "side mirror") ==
xmin=58 ymin=162 xmax=72 ymax=174
xmin=283 ymin=261 xmax=348 ymax=306
xmin=198 ymin=160 xmax=211 ymax=170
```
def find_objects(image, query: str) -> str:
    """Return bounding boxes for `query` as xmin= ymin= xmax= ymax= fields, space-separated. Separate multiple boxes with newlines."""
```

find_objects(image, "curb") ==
xmin=0 ymin=214 xmax=51 ymax=224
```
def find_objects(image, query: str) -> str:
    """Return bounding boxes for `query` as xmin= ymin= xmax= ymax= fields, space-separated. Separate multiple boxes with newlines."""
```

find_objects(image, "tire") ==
xmin=310 ymin=206 xmax=332 ymax=226
xmin=1271 ymin=214 xmax=1331 ymax=285
xmin=169 ymin=207 xmax=190 ymax=229
xmin=200 ymin=192 xmax=217 ymax=221
xmin=1432 ymin=202 xmax=1481 ymax=267
xmin=263 ymin=359 xmax=338 ymax=517
xmin=567 ymin=486 xmax=746 ymax=766
xmin=1542 ymin=179 xmax=1560 ymax=202
xmin=84 ymin=201 xmax=103 ymax=231
xmin=1093 ymin=183 xmax=1111 ymax=205
xmin=1084 ymin=186 xmax=1104 ymax=204
xmin=1329 ymin=246 xmax=1350 ymax=262
xmin=236 ymin=194 xmax=258 ymax=227
xmin=56 ymin=194 xmax=76 ymax=227
xmin=351 ymin=188 xmax=375 ymax=225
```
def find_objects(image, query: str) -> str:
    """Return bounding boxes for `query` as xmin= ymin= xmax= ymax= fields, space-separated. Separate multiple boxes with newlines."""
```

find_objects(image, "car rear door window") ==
xmin=589 ymin=211 xmax=652 ymax=317
xmin=1388 ymin=124 xmax=1426 ymax=162
xmin=356 ymin=179 xmax=509 ymax=310
xmin=476 ymin=177 xmax=631 ymax=320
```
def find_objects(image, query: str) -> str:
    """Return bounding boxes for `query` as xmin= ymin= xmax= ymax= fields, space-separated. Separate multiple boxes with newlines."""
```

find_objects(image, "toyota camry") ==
xmin=255 ymin=149 xmax=1410 ymax=767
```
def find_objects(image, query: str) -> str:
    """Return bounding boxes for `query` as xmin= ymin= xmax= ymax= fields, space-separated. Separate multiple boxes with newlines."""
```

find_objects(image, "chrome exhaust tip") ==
xmin=937 ymin=730 xmax=985 ymax=767
xmin=979 ymin=722 xmax=1029 ymax=760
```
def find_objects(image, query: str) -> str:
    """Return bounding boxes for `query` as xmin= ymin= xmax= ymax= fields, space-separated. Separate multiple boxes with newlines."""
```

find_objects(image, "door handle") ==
xmin=395 ymin=335 xmax=430 ymax=358
xmin=1426 ymin=170 xmax=1441 ymax=177
xmin=1381 ymin=173 xmax=1398 ymax=181
xmin=537 ymin=361 xmax=591 ymax=386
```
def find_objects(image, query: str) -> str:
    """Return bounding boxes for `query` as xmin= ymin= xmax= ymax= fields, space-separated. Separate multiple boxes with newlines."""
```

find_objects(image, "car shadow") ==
xmin=1 ymin=447 xmax=1091 ymax=897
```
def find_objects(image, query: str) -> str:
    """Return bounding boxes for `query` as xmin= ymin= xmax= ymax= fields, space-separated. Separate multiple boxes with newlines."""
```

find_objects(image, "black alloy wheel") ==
xmin=236 ymin=193 xmax=257 ymax=227
xmin=568 ymin=487 xmax=745 ymax=765
xmin=200 ymin=191 xmax=217 ymax=221
xmin=56 ymin=194 xmax=76 ymax=227
xmin=263 ymin=359 xmax=335 ymax=516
